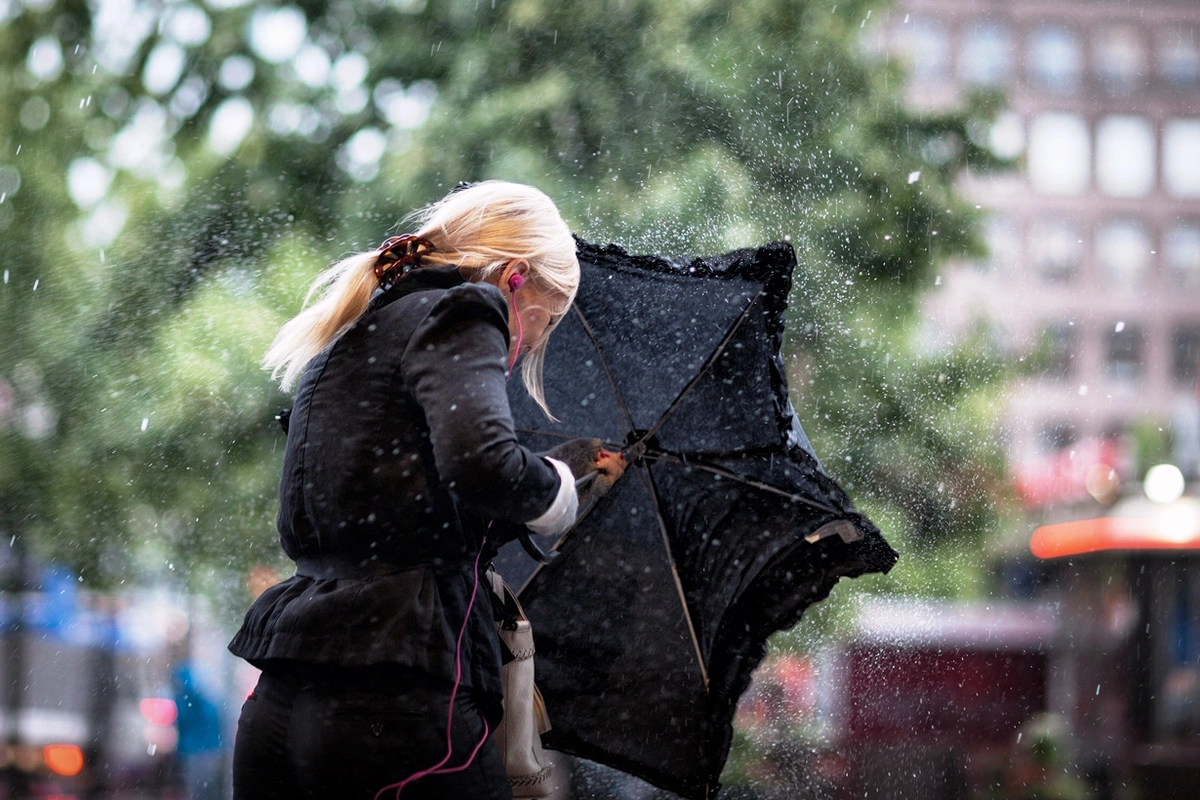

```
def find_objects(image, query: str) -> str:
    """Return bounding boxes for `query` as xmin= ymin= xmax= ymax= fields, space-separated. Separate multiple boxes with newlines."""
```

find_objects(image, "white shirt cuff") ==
xmin=526 ymin=457 xmax=578 ymax=537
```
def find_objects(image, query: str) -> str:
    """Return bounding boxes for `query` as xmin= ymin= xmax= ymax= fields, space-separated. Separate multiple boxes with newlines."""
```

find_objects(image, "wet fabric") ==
xmin=496 ymin=240 xmax=898 ymax=799
xmin=230 ymin=265 xmax=562 ymax=705
xmin=232 ymin=665 xmax=511 ymax=800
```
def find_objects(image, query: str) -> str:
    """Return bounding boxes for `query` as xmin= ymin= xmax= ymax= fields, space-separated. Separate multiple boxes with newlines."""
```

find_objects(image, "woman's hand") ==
xmin=593 ymin=449 xmax=627 ymax=495
xmin=541 ymin=439 xmax=627 ymax=505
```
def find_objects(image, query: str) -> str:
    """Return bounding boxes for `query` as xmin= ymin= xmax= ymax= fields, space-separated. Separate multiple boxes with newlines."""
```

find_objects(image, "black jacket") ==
xmin=228 ymin=266 xmax=563 ymax=705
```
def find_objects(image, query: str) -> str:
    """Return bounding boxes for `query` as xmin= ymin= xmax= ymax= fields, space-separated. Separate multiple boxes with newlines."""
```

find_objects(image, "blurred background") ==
xmin=0 ymin=0 xmax=1197 ymax=797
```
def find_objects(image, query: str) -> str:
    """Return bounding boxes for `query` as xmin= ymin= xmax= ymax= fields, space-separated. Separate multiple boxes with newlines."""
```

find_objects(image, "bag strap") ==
xmin=487 ymin=568 xmax=525 ymax=665
xmin=487 ymin=567 xmax=528 ymax=625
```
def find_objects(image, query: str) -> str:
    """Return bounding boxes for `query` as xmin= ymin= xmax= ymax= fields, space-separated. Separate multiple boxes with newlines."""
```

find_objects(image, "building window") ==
xmin=901 ymin=20 xmax=951 ymax=84
xmin=1039 ymin=420 xmax=1079 ymax=454
xmin=1159 ymin=28 xmax=1200 ymax=89
xmin=1031 ymin=218 xmax=1083 ymax=282
xmin=988 ymin=111 xmax=1025 ymax=160
xmin=1094 ymin=24 xmax=1147 ymax=95
xmin=1172 ymin=326 xmax=1200 ymax=385
xmin=1038 ymin=322 xmax=1078 ymax=378
xmin=1028 ymin=113 xmax=1090 ymax=195
xmin=960 ymin=22 xmax=1013 ymax=86
xmin=1029 ymin=25 xmax=1082 ymax=93
xmin=1165 ymin=221 xmax=1200 ymax=288
xmin=982 ymin=215 xmax=1021 ymax=273
xmin=1163 ymin=119 xmax=1200 ymax=198
xmin=1096 ymin=220 xmax=1152 ymax=289
xmin=1096 ymin=116 xmax=1156 ymax=197
xmin=1106 ymin=323 xmax=1144 ymax=382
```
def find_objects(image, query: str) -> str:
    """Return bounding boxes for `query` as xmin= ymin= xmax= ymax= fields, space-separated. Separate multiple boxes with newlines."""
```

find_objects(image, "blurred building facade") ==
xmin=854 ymin=3 xmax=1200 ymax=799
xmin=877 ymin=0 xmax=1200 ymax=478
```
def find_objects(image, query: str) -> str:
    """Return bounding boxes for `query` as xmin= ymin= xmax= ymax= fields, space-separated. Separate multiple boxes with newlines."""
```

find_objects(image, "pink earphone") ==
xmin=505 ymin=272 xmax=525 ymax=377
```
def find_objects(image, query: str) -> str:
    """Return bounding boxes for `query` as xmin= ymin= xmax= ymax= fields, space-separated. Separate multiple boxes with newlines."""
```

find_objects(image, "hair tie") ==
xmin=374 ymin=234 xmax=435 ymax=289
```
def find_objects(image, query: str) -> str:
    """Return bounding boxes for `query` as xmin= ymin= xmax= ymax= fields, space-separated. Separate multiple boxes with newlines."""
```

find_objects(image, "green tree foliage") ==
xmin=0 ymin=0 xmax=1008 ymax=602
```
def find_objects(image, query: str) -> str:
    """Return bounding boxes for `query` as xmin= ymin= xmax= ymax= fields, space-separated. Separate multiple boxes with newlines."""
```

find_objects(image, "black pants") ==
xmin=232 ymin=665 xmax=512 ymax=800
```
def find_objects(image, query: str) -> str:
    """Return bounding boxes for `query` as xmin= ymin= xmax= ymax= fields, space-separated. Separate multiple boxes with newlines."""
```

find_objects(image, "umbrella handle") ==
xmin=518 ymin=530 xmax=558 ymax=564
xmin=518 ymin=472 xmax=600 ymax=565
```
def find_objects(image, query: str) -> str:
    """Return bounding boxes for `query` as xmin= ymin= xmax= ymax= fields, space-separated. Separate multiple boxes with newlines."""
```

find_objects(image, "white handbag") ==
xmin=487 ymin=569 xmax=555 ymax=798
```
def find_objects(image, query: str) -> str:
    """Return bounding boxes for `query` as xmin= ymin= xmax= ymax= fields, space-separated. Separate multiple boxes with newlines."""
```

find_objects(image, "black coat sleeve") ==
xmin=401 ymin=283 xmax=562 ymax=523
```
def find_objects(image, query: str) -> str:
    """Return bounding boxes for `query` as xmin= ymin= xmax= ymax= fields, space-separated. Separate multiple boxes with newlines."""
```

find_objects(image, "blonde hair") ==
xmin=263 ymin=181 xmax=579 ymax=416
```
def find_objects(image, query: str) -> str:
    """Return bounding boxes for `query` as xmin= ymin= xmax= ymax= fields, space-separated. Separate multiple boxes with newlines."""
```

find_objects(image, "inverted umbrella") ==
xmin=499 ymin=239 xmax=897 ymax=799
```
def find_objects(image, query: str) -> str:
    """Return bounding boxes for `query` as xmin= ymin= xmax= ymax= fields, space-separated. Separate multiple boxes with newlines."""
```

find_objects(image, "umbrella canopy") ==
xmin=499 ymin=239 xmax=897 ymax=799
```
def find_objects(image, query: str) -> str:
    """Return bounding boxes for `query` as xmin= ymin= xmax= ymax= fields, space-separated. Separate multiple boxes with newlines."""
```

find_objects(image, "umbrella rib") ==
xmin=511 ymin=481 xmax=610 ymax=597
xmin=635 ymin=289 xmax=764 ymax=449
xmin=642 ymin=451 xmax=840 ymax=515
xmin=572 ymin=304 xmax=637 ymax=434
xmin=635 ymin=463 xmax=710 ymax=692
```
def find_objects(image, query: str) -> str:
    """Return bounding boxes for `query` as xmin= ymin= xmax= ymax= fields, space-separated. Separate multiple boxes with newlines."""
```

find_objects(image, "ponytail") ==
xmin=263 ymin=252 xmax=379 ymax=392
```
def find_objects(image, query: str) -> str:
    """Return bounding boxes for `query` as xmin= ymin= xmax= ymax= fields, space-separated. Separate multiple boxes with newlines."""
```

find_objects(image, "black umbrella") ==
xmin=499 ymin=239 xmax=897 ymax=799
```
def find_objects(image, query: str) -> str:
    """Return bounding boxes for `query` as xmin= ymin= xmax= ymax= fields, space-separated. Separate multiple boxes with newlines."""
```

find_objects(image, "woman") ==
xmin=229 ymin=181 xmax=624 ymax=799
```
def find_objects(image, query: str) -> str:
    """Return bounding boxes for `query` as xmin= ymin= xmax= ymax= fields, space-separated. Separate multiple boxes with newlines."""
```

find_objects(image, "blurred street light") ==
xmin=1144 ymin=463 xmax=1186 ymax=504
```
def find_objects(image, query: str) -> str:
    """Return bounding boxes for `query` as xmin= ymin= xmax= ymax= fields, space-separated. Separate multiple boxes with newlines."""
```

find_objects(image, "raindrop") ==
xmin=907 ymin=171 xmax=921 ymax=184
xmin=1114 ymin=321 xmax=1125 ymax=332
xmin=32 ymin=279 xmax=38 ymax=291
xmin=141 ymin=417 xmax=149 ymax=431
